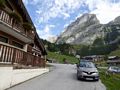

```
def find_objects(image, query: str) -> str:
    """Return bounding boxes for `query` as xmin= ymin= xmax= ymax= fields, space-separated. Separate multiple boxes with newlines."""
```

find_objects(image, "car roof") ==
xmin=109 ymin=66 xmax=120 ymax=68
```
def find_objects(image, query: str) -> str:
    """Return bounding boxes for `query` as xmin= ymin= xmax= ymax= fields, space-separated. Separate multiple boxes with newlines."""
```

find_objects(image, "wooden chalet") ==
xmin=82 ymin=55 xmax=104 ymax=62
xmin=0 ymin=0 xmax=47 ymax=67
xmin=107 ymin=56 xmax=120 ymax=66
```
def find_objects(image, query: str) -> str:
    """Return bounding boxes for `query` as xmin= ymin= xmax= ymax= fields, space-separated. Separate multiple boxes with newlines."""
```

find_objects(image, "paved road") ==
xmin=8 ymin=63 xmax=106 ymax=90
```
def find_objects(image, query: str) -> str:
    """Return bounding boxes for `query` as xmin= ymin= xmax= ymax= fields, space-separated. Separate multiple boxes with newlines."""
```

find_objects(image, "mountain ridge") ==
xmin=56 ymin=13 xmax=120 ymax=45
xmin=56 ymin=13 xmax=104 ymax=44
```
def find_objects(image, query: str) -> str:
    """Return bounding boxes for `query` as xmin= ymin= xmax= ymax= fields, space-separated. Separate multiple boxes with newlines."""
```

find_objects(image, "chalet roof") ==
xmin=35 ymin=32 xmax=47 ymax=55
xmin=84 ymin=55 xmax=104 ymax=58
xmin=20 ymin=1 xmax=36 ymax=30
xmin=107 ymin=60 xmax=120 ymax=63
xmin=108 ymin=56 xmax=119 ymax=60
xmin=19 ymin=2 xmax=47 ymax=55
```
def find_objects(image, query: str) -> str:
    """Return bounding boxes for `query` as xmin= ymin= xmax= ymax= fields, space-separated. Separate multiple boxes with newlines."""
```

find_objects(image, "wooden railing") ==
xmin=0 ymin=10 xmax=34 ymax=40
xmin=0 ymin=10 xmax=12 ymax=26
xmin=0 ymin=44 xmax=45 ymax=67
xmin=13 ymin=21 xmax=26 ymax=34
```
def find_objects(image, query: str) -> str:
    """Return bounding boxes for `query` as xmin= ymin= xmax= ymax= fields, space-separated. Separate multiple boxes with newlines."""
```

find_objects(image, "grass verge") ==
xmin=109 ymin=49 xmax=120 ymax=56
xmin=99 ymin=69 xmax=120 ymax=90
xmin=47 ymin=51 xmax=78 ymax=64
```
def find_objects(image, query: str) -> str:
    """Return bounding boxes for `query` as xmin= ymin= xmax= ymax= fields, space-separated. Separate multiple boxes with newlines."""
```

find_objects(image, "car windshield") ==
xmin=80 ymin=61 xmax=95 ymax=68
xmin=110 ymin=66 xmax=120 ymax=70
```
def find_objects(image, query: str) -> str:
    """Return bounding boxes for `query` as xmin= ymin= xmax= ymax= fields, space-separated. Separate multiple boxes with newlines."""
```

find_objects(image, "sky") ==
xmin=23 ymin=0 xmax=120 ymax=42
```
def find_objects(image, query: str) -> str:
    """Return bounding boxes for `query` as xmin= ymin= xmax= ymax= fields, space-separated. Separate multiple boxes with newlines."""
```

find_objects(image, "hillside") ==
xmin=109 ymin=47 xmax=120 ymax=56
xmin=47 ymin=52 xmax=78 ymax=64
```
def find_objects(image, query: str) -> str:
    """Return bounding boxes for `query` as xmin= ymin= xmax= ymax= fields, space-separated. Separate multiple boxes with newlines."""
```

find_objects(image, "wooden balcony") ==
xmin=0 ymin=10 xmax=34 ymax=43
xmin=0 ymin=44 xmax=45 ymax=67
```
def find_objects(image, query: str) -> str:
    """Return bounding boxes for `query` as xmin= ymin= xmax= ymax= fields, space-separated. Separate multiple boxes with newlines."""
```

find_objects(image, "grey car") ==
xmin=107 ymin=66 xmax=120 ymax=74
xmin=77 ymin=61 xmax=99 ymax=81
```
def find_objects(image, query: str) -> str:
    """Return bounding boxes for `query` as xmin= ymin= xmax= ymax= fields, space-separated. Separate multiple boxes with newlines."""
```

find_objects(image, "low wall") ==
xmin=0 ymin=67 xmax=49 ymax=90
xmin=0 ymin=67 xmax=13 ymax=90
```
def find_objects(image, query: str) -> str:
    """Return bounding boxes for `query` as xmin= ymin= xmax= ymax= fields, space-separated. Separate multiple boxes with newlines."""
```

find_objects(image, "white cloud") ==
xmin=35 ymin=0 xmax=84 ymax=24
xmin=76 ymin=13 xmax=82 ymax=20
xmin=61 ymin=12 xmax=70 ymax=19
xmin=36 ymin=24 xmax=57 ymax=42
xmin=64 ymin=23 xmax=69 ymax=28
xmin=24 ymin=0 xmax=120 ymax=24
xmin=85 ymin=0 xmax=120 ymax=24
xmin=23 ymin=0 xmax=120 ymax=40
xmin=44 ymin=26 xmax=50 ymax=33
xmin=49 ymin=25 xmax=55 ymax=28
xmin=43 ymin=24 xmax=55 ymax=33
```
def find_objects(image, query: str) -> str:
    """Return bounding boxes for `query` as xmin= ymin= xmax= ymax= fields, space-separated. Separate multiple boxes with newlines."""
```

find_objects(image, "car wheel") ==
xmin=77 ymin=76 xmax=80 ymax=80
xmin=77 ymin=72 xmax=80 ymax=80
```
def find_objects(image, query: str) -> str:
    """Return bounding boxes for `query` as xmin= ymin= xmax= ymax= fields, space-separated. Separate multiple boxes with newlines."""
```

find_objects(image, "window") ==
xmin=12 ymin=41 xmax=23 ymax=49
xmin=0 ymin=36 xmax=8 ymax=43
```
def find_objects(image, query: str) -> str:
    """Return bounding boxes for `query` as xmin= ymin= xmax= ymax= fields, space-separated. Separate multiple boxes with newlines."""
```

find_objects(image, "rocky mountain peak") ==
xmin=66 ymin=13 xmax=99 ymax=30
xmin=108 ymin=16 xmax=120 ymax=25
xmin=77 ymin=13 xmax=99 ymax=24
xmin=56 ymin=13 xmax=103 ymax=45
xmin=113 ymin=16 xmax=120 ymax=24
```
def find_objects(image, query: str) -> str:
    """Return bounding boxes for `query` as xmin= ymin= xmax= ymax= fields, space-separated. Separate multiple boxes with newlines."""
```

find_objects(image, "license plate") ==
xmin=86 ymin=78 xmax=93 ymax=80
